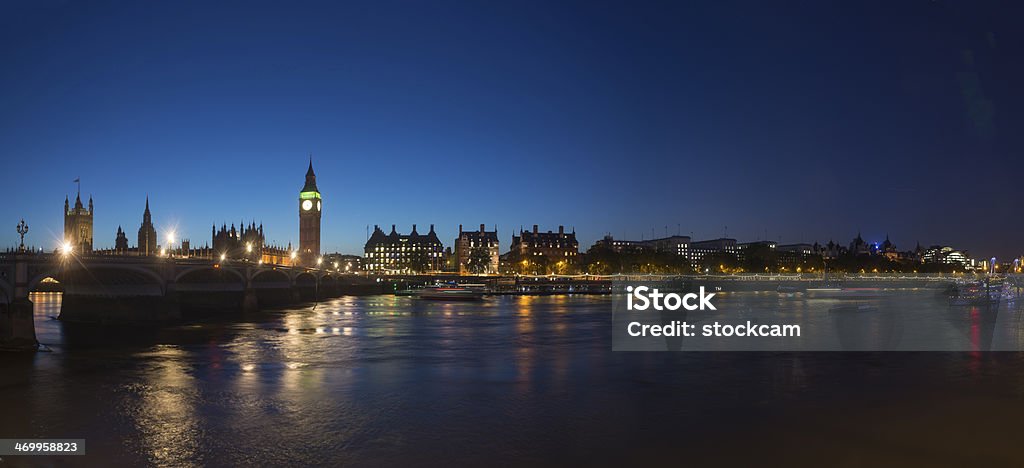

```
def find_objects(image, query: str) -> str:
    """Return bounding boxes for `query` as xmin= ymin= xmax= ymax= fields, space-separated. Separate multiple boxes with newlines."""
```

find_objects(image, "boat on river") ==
xmin=948 ymin=277 xmax=1007 ymax=306
xmin=417 ymin=285 xmax=485 ymax=301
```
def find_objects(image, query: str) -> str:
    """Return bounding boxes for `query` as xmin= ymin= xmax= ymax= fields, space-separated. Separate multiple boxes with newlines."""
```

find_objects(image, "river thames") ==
xmin=3 ymin=291 xmax=1024 ymax=466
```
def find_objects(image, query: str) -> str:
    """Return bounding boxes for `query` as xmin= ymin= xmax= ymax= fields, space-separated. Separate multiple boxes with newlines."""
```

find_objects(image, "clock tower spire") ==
xmin=298 ymin=156 xmax=322 ymax=261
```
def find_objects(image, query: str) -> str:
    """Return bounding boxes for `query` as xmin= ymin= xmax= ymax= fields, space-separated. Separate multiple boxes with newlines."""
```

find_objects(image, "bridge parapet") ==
xmin=0 ymin=254 xmax=373 ymax=330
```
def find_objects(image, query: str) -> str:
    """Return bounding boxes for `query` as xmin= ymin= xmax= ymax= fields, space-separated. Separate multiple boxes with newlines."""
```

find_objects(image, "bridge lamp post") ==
xmin=166 ymin=231 xmax=176 ymax=258
xmin=60 ymin=240 xmax=73 ymax=257
xmin=16 ymin=219 xmax=28 ymax=252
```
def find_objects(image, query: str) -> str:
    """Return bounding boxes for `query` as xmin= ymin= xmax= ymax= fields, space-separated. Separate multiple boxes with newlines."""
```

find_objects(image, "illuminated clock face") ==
xmin=316 ymin=201 xmax=321 ymax=211
xmin=302 ymin=200 xmax=313 ymax=211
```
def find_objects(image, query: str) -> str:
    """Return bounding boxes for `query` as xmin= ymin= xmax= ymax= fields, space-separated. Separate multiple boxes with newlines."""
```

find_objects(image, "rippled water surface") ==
xmin=3 ymin=292 xmax=1024 ymax=466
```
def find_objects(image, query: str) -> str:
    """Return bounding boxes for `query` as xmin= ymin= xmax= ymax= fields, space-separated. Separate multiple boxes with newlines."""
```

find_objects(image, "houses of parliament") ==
xmin=63 ymin=162 xmax=323 ymax=266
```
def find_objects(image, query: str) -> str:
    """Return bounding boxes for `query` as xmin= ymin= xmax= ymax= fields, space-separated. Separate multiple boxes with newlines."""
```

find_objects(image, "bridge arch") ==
xmin=28 ymin=264 xmax=166 ymax=295
xmin=251 ymin=269 xmax=291 ymax=285
xmin=31 ymin=277 xmax=63 ymax=292
xmin=294 ymin=272 xmax=317 ymax=285
xmin=175 ymin=266 xmax=247 ymax=285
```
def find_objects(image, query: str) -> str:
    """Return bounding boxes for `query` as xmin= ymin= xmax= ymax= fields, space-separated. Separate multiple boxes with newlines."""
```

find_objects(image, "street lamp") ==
xmin=61 ymin=240 xmax=73 ymax=256
xmin=16 ymin=219 xmax=28 ymax=252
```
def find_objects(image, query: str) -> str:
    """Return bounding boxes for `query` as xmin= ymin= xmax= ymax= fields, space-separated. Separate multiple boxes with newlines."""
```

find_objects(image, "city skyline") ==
xmin=2 ymin=2 xmax=1023 ymax=257
xmin=9 ymin=169 xmax=1008 ymax=262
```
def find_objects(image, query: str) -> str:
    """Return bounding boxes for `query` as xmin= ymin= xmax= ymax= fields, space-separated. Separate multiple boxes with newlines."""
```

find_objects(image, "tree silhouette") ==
xmin=466 ymin=245 xmax=492 ymax=274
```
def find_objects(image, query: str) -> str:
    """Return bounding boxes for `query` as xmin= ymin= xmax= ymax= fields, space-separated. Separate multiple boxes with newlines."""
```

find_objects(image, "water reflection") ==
xmin=129 ymin=345 xmax=201 ymax=466
xmin=4 ymin=292 xmax=1024 ymax=465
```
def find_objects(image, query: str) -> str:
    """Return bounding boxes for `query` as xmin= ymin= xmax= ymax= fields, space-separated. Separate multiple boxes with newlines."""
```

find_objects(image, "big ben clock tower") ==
xmin=298 ymin=158 xmax=322 ymax=261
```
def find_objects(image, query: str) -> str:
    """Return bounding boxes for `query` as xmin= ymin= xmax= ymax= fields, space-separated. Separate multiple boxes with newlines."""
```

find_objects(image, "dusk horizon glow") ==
xmin=2 ymin=1 xmax=1022 ymax=257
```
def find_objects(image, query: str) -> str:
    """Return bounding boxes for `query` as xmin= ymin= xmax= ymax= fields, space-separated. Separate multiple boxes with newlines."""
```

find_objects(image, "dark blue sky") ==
xmin=1 ymin=1 xmax=1022 ymax=257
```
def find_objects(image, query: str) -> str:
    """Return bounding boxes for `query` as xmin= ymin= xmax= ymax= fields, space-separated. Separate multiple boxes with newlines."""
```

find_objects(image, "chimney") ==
xmin=459 ymin=224 xmax=463 ymax=233
xmin=533 ymin=225 xmax=538 ymax=234
xmin=429 ymin=224 xmax=434 ymax=232
xmin=480 ymin=224 xmax=485 ymax=233
xmin=559 ymin=225 xmax=564 ymax=234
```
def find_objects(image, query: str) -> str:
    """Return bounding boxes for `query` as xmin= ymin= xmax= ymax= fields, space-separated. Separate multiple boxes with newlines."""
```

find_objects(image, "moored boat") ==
xmin=948 ymin=277 xmax=1007 ymax=306
xmin=417 ymin=285 xmax=485 ymax=301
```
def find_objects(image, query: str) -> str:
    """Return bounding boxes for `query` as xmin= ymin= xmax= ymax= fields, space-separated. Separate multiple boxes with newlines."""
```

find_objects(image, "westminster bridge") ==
xmin=0 ymin=252 xmax=383 ymax=349
xmin=0 ymin=250 xmax=1013 ymax=350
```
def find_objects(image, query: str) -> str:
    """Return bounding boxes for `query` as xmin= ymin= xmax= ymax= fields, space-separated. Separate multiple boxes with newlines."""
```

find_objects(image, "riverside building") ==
xmin=364 ymin=224 xmax=445 ymax=273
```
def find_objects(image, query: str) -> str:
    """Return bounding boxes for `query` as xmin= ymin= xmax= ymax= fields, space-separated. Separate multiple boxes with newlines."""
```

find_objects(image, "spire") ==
xmin=142 ymin=196 xmax=152 ymax=224
xmin=301 ymin=156 xmax=319 ymax=193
